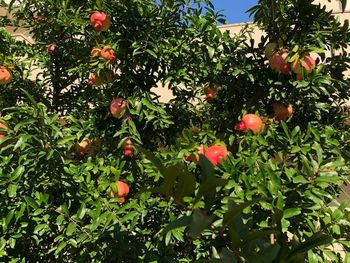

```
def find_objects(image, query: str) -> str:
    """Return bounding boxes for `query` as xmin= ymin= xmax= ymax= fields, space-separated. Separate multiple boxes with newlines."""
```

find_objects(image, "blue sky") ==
xmin=211 ymin=0 xmax=257 ymax=24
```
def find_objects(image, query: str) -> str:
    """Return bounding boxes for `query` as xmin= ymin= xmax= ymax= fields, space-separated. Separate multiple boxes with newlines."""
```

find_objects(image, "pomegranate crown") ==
xmin=93 ymin=21 xmax=103 ymax=30
xmin=234 ymin=121 xmax=247 ymax=131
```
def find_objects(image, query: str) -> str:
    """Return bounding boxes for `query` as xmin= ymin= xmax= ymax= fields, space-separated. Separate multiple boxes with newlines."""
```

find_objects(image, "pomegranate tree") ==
xmin=1 ymin=0 xmax=350 ymax=262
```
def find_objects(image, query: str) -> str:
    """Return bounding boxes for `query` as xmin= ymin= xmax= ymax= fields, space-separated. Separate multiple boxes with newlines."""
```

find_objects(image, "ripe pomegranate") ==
xmin=291 ymin=53 xmax=316 ymax=78
xmin=272 ymin=102 xmax=293 ymax=121
xmin=264 ymin=42 xmax=278 ymax=58
xmin=124 ymin=148 xmax=133 ymax=157
xmin=204 ymin=84 xmax=217 ymax=101
xmin=0 ymin=122 xmax=8 ymax=139
xmin=47 ymin=44 xmax=57 ymax=54
xmin=0 ymin=67 xmax=12 ymax=85
xmin=91 ymin=47 xmax=101 ymax=57
xmin=110 ymin=98 xmax=128 ymax=118
xmin=235 ymin=114 xmax=264 ymax=134
xmin=123 ymin=138 xmax=133 ymax=157
xmin=269 ymin=51 xmax=289 ymax=75
xmin=33 ymin=15 xmax=44 ymax=22
xmin=100 ymin=46 xmax=116 ymax=62
xmin=76 ymin=137 xmax=90 ymax=156
xmin=301 ymin=54 xmax=316 ymax=73
xmin=123 ymin=138 xmax=133 ymax=149
xmin=204 ymin=145 xmax=228 ymax=166
xmin=109 ymin=180 xmax=130 ymax=204
xmin=185 ymin=144 xmax=205 ymax=164
xmin=90 ymin=11 xmax=111 ymax=32
xmin=88 ymin=72 xmax=104 ymax=86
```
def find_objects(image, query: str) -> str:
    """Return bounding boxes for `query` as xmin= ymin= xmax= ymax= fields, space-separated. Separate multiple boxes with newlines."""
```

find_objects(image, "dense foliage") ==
xmin=1 ymin=0 xmax=350 ymax=262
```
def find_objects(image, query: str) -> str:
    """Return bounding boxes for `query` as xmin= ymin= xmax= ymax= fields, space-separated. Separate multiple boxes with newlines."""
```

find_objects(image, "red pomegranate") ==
xmin=123 ymin=138 xmax=133 ymax=157
xmin=204 ymin=84 xmax=217 ymax=101
xmin=235 ymin=114 xmax=264 ymax=134
xmin=47 ymin=44 xmax=57 ymax=54
xmin=109 ymin=180 xmax=130 ymax=204
xmin=123 ymin=138 xmax=133 ymax=149
xmin=185 ymin=144 xmax=205 ymax=164
xmin=272 ymin=102 xmax=293 ymax=121
xmin=76 ymin=138 xmax=90 ymax=156
xmin=296 ymin=74 xmax=303 ymax=81
xmin=100 ymin=46 xmax=116 ymax=62
xmin=204 ymin=145 xmax=228 ymax=166
xmin=33 ymin=15 xmax=45 ymax=22
xmin=124 ymin=148 xmax=133 ymax=157
xmin=90 ymin=11 xmax=111 ymax=32
xmin=88 ymin=72 xmax=104 ymax=86
xmin=301 ymin=54 xmax=316 ymax=73
xmin=0 ymin=122 xmax=8 ymax=139
xmin=269 ymin=51 xmax=289 ymax=75
xmin=0 ymin=67 xmax=12 ymax=85
xmin=91 ymin=47 xmax=101 ymax=57
xmin=110 ymin=98 xmax=128 ymax=118
xmin=291 ymin=53 xmax=316 ymax=79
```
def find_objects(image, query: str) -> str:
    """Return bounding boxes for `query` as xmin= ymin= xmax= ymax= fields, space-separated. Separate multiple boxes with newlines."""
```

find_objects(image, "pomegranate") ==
xmin=269 ymin=51 xmax=289 ymax=75
xmin=291 ymin=53 xmax=316 ymax=78
xmin=272 ymin=102 xmax=293 ymax=121
xmin=76 ymin=137 xmax=90 ymax=156
xmin=204 ymin=145 xmax=228 ymax=166
xmin=109 ymin=180 xmax=130 ymax=204
xmin=100 ymin=46 xmax=116 ymax=62
xmin=235 ymin=114 xmax=264 ymax=134
xmin=110 ymin=98 xmax=128 ymax=118
xmin=301 ymin=54 xmax=316 ymax=73
xmin=123 ymin=138 xmax=133 ymax=157
xmin=124 ymin=148 xmax=133 ymax=157
xmin=47 ymin=44 xmax=57 ymax=54
xmin=204 ymin=84 xmax=217 ymax=101
xmin=185 ymin=144 xmax=205 ymax=164
xmin=123 ymin=138 xmax=133 ymax=149
xmin=0 ymin=67 xmax=12 ymax=85
xmin=33 ymin=15 xmax=44 ymax=22
xmin=88 ymin=72 xmax=104 ymax=86
xmin=264 ymin=42 xmax=278 ymax=58
xmin=90 ymin=11 xmax=111 ymax=32
xmin=91 ymin=47 xmax=101 ymax=57
xmin=0 ymin=122 xmax=8 ymax=139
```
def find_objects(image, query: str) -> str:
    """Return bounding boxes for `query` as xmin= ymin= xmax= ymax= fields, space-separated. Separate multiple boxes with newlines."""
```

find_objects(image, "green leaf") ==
xmin=283 ymin=208 xmax=301 ymax=219
xmin=66 ymin=222 xmax=77 ymax=236
xmin=175 ymin=171 xmax=196 ymax=201
xmin=190 ymin=210 xmax=213 ymax=238
xmin=24 ymin=196 xmax=39 ymax=209
xmin=10 ymin=165 xmax=25 ymax=181
xmin=195 ymin=178 xmax=227 ymax=203
xmin=289 ymin=232 xmax=333 ymax=256
xmin=120 ymin=211 xmax=138 ymax=223
xmin=77 ymin=203 xmax=86 ymax=220
xmin=223 ymin=199 xmax=263 ymax=227
xmin=146 ymin=49 xmax=157 ymax=58
xmin=162 ymin=216 xmax=192 ymax=235
xmin=207 ymin=46 xmax=215 ymax=59
xmin=7 ymin=184 xmax=17 ymax=197
xmin=55 ymin=241 xmax=67 ymax=255
xmin=139 ymin=146 xmax=167 ymax=175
